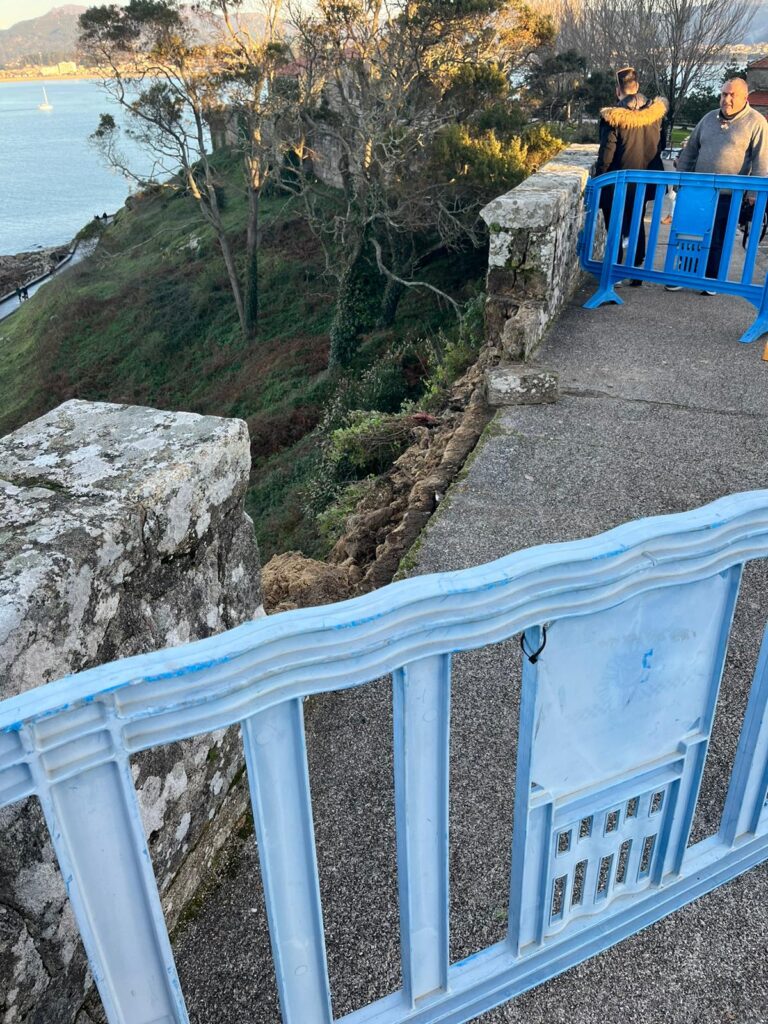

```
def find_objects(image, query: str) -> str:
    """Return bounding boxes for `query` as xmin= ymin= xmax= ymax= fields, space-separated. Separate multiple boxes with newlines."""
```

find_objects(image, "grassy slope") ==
xmin=0 ymin=158 xmax=484 ymax=558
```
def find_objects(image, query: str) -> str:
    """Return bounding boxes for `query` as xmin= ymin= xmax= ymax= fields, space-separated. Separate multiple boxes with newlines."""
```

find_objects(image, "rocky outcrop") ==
xmin=0 ymin=400 xmax=262 ymax=1024
xmin=0 ymin=246 xmax=70 ymax=296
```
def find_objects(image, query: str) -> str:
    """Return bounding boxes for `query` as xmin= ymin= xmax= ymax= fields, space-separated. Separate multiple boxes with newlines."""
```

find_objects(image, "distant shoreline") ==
xmin=0 ymin=73 xmax=103 ymax=85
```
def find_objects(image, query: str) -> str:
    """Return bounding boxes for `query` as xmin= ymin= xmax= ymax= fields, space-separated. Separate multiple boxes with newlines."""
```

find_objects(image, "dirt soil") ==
xmin=261 ymin=348 xmax=497 ymax=613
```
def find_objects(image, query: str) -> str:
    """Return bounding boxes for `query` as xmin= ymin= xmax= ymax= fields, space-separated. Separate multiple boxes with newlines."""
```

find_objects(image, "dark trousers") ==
xmin=600 ymin=183 xmax=647 ymax=267
xmin=705 ymin=195 xmax=732 ymax=279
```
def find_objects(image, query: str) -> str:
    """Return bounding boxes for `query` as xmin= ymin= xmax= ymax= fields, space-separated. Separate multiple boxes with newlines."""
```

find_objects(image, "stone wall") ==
xmin=0 ymin=400 xmax=262 ymax=1024
xmin=480 ymin=144 xmax=598 ymax=361
xmin=311 ymin=126 xmax=346 ymax=189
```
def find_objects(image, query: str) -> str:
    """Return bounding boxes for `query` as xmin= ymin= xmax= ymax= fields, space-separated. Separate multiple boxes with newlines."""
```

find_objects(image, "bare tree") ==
xmin=284 ymin=0 xmax=555 ymax=367
xmin=556 ymin=0 xmax=755 ymax=127
xmin=79 ymin=0 xmax=291 ymax=340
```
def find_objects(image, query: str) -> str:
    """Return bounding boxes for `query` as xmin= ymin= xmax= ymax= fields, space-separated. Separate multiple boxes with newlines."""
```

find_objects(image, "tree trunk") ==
xmin=329 ymin=239 xmax=367 ymax=368
xmin=202 ymin=177 xmax=247 ymax=340
xmin=218 ymin=232 xmax=247 ymax=339
xmin=376 ymin=230 xmax=411 ymax=328
xmin=244 ymin=183 xmax=260 ymax=340
xmin=377 ymin=277 xmax=406 ymax=328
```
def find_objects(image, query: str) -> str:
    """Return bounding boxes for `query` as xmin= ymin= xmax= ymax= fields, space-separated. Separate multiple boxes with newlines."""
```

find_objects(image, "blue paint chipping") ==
xmin=144 ymin=654 xmax=233 ymax=683
xmin=591 ymin=547 xmax=626 ymax=562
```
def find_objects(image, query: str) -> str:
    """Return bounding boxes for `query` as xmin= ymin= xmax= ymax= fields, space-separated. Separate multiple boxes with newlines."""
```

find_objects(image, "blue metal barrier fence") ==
xmin=3 ymin=492 xmax=768 ymax=1023
xmin=579 ymin=169 xmax=768 ymax=343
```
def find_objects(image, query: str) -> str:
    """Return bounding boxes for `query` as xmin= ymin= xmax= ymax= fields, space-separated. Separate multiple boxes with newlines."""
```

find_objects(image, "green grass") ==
xmin=0 ymin=157 xmax=487 ymax=560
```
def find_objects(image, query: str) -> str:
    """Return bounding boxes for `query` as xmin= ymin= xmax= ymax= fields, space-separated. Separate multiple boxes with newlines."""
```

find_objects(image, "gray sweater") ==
xmin=677 ymin=104 xmax=768 ymax=178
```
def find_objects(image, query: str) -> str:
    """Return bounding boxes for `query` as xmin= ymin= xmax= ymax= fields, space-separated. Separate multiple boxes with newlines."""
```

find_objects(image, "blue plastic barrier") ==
xmin=3 ymin=492 xmax=768 ymax=1023
xmin=579 ymin=169 xmax=768 ymax=343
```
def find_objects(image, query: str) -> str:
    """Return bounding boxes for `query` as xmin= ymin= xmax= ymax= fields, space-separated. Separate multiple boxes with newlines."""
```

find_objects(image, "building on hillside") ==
xmin=747 ymin=56 xmax=768 ymax=117
xmin=39 ymin=61 xmax=78 ymax=76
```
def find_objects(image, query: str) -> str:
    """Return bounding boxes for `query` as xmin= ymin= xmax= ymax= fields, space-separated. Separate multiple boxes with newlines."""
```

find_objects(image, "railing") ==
xmin=578 ymin=169 xmax=768 ymax=344
xmin=3 ymin=491 xmax=768 ymax=1024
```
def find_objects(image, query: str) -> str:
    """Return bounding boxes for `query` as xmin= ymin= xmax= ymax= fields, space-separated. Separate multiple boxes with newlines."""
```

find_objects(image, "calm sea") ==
xmin=0 ymin=78 xmax=153 ymax=255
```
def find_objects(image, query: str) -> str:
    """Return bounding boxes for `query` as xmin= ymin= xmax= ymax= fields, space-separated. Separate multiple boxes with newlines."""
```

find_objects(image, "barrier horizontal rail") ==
xmin=3 ymin=491 xmax=768 ymax=1023
xmin=578 ymin=169 xmax=768 ymax=343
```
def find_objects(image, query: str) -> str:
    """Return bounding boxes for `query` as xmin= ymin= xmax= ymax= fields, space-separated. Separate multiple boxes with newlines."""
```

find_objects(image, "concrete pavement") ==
xmin=173 ymin=277 xmax=768 ymax=1023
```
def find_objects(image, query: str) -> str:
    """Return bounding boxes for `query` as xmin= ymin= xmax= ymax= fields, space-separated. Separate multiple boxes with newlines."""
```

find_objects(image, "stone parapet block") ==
xmin=0 ymin=399 xmax=261 ymax=1024
xmin=481 ymin=144 xmax=598 ymax=361
xmin=486 ymin=365 xmax=559 ymax=406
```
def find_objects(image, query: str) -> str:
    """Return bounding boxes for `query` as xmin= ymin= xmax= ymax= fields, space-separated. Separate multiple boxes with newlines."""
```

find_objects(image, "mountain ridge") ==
xmin=0 ymin=6 xmax=86 ymax=67
xmin=1 ymin=4 xmax=768 ymax=72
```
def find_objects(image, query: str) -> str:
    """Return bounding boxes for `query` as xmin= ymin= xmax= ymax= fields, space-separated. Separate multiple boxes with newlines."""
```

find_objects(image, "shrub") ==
xmin=327 ymin=410 xmax=415 ymax=479
xmin=421 ymin=294 xmax=486 ymax=408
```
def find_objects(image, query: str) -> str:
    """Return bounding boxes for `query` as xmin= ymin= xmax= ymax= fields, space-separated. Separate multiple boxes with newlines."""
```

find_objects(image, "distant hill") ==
xmin=0 ymin=4 xmax=269 ymax=69
xmin=0 ymin=5 xmax=86 ymax=68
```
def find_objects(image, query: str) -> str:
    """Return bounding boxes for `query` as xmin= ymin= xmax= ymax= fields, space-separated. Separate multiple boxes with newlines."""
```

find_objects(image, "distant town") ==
xmin=0 ymin=59 xmax=85 ymax=80
xmin=0 ymin=60 xmax=137 ymax=82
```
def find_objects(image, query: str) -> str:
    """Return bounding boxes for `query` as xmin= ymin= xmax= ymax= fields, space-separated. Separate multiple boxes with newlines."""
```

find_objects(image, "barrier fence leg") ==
xmin=740 ymin=272 xmax=768 ymax=343
xmin=583 ymin=179 xmax=626 ymax=310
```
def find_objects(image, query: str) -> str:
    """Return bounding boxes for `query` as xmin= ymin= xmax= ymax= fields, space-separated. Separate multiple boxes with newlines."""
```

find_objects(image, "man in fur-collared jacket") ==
xmin=596 ymin=67 xmax=669 ymax=276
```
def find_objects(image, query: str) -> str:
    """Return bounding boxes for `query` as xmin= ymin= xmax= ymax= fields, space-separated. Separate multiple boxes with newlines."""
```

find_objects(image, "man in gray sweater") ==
xmin=673 ymin=78 xmax=768 ymax=287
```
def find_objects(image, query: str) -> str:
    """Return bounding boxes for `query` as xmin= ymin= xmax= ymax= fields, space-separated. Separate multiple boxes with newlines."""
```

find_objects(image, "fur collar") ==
xmin=600 ymin=96 xmax=669 ymax=129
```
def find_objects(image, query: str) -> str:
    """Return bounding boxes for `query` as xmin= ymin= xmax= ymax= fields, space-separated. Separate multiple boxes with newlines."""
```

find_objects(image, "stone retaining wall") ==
xmin=0 ymin=400 xmax=262 ymax=1023
xmin=480 ymin=143 xmax=598 ymax=361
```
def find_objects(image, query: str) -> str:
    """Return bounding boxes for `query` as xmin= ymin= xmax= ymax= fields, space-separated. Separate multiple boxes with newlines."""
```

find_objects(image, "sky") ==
xmin=0 ymin=2 xmax=309 ymax=31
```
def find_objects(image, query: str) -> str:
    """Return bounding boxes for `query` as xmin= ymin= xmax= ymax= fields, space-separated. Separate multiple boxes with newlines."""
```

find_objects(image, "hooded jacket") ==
xmin=595 ymin=94 xmax=669 ymax=176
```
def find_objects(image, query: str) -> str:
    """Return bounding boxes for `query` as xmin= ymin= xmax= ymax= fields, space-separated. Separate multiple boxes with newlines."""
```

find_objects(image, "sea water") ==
xmin=0 ymin=78 xmax=156 ymax=254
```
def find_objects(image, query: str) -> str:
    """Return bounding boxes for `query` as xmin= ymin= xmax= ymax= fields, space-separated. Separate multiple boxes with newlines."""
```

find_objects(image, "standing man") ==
xmin=671 ymin=78 xmax=768 ymax=291
xmin=596 ymin=66 xmax=668 ymax=280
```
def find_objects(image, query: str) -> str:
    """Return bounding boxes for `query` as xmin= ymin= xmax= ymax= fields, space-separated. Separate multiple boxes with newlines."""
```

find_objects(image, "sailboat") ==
xmin=38 ymin=87 xmax=53 ymax=112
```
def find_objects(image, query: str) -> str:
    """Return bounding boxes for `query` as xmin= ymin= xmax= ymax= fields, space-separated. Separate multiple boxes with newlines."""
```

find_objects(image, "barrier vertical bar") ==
xmin=242 ymin=700 xmax=334 ymax=1024
xmin=393 ymin=654 xmax=451 ymax=1006
xmin=643 ymin=183 xmax=666 ymax=272
xmin=34 ymin=752 xmax=189 ymax=1024
xmin=579 ymin=181 xmax=599 ymax=264
xmin=721 ymin=627 xmax=768 ymax=844
xmin=624 ymin=184 xmax=646 ymax=269
xmin=741 ymin=190 xmax=768 ymax=286
xmin=715 ymin=190 xmax=743 ymax=281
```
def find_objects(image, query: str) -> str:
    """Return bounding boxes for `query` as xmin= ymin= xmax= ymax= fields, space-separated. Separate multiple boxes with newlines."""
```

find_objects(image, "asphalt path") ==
xmin=173 ymin=269 xmax=768 ymax=1022
xmin=0 ymin=232 xmax=104 ymax=323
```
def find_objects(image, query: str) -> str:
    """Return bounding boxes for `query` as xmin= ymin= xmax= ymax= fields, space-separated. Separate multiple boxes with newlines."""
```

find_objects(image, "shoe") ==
xmin=616 ymin=278 xmax=642 ymax=288
xmin=665 ymin=284 xmax=682 ymax=291
xmin=629 ymin=279 xmax=643 ymax=288
xmin=700 ymin=289 xmax=716 ymax=296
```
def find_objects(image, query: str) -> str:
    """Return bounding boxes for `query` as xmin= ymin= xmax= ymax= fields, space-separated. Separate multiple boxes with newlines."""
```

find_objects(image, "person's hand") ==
xmin=749 ymin=195 xmax=756 ymax=206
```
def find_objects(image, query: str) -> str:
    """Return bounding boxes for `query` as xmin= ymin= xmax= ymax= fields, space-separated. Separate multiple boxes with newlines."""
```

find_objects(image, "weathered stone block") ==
xmin=0 ymin=400 xmax=262 ymax=1024
xmin=481 ymin=144 xmax=598 ymax=360
xmin=485 ymin=365 xmax=559 ymax=406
